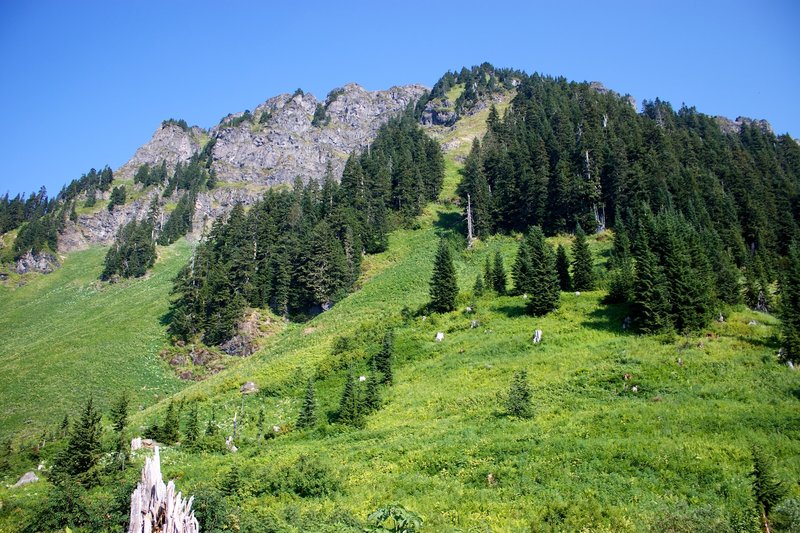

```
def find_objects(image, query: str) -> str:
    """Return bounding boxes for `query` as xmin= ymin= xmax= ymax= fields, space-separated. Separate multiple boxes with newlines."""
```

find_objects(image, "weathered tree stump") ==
xmin=128 ymin=447 xmax=199 ymax=533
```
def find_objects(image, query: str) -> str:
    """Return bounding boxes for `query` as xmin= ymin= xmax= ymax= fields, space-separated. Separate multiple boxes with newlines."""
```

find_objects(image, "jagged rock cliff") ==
xmin=56 ymin=82 xmax=428 ymax=252
xmin=115 ymin=123 xmax=205 ymax=181
xmin=210 ymin=83 xmax=427 ymax=185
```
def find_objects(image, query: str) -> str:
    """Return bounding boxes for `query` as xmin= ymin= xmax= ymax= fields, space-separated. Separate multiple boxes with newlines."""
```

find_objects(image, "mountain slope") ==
xmin=0 ymin=241 xmax=191 ymax=439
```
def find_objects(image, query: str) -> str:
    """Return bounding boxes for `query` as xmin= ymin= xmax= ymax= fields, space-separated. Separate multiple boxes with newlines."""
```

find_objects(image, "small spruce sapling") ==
xmin=504 ymin=370 xmax=532 ymax=418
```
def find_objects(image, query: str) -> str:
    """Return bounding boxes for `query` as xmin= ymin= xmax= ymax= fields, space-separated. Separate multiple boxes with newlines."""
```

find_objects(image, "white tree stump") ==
xmin=128 ymin=447 xmax=199 ymax=533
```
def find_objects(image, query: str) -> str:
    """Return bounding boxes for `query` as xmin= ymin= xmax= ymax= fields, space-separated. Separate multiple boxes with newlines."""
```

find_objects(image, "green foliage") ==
xmin=367 ymin=503 xmax=423 ymax=533
xmin=296 ymin=378 xmax=317 ymax=429
xmin=107 ymin=185 xmax=126 ymax=211
xmin=555 ymin=243 xmax=572 ymax=292
xmin=109 ymin=391 xmax=129 ymax=434
xmin=158 ymin=191 xmax=196 ymax=245
xmin=311 ymin=103 xmax=330 ymax=127
xmin=374 ymin=330 xmax=394 ymax=384
xmin=781 ymin=243 xmax=800 ymax=363
xmin=504 ymin=370 xmax=532 ymax=418
xmin=751 ymin=445 xmax=787 ymax=521
xmin=101 ymin=219 xmax=156 ymax=280
xmin=492 ymin=251 xmax=507 ymax=295
xmin=571 ymin=225 xmax=595 ymax=290
xmin=522 ymin=226 xmax=560 ymax=316
xmin=162 ymin=118 xmax=189 ymax=131
xmin=473 ymin=273 xmax=485 ymax=297
xmin=337 ymin=370 xmax=365 ymax=427
xmin=429 ymin=238 xmax=458 ymax=313
xmin=51 ymin=397 xmax=102 ymax=486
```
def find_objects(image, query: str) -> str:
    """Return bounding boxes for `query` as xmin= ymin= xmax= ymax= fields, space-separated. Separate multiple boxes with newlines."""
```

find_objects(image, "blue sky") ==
xmin=1 ymin=0 xmax=798 ymax=197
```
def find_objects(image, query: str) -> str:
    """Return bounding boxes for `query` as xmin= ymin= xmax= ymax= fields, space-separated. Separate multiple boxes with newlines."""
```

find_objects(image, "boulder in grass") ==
xmin=240 ymin=381 xmax=258 ymax=394
xmin=13 ymin=471 xmax=39 ymax=487
xmin=435 ymin=332 xmax=444 ymax=342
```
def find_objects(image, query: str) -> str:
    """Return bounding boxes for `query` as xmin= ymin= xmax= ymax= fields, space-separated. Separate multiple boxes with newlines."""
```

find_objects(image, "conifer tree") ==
xmin=512 ymin=241 xmax=533 ymax=296
xmin=492 ymin=251 xmax=507 ymax=295
xmin=374 ymin=330 xmax=394 ymax=384
xmin=751 ymin=445 xmax=787 ymax=530
xmin=59 ymin=414 xmax=69 ymax=438
xmin=51 ymin=397 xmax=102 ymax=486
xmin=555 ymin=244 xmax=572 ymax=291
xmin=205 ymin=407 xmax=218 ymax=436
xmin=505 ymin=370 xmax=532 ymax=418
xmin=160 ymin=400 xmax=180 ymax=444
xmin=429 ymin=239 xmax=458 ymax=313
xmin=632 ymin=226 xmax=671 ymax=333
xmin=781 ymin=244 xmax=800 ymax=363
xmin=473 ymin=273 xmax=485 ymax=297
xmin=484 ymin=256 xmax=493 ymax=290
xmin=571 ymin=225 xmax=595 ymax=291
xmin=364 ymin=366 xmax=381 ymax=412
xmin=184 ymin=404 xmax=200 ymax=446
xmin=524 ymin=226 xmax=560 ymax=316
xmin=337 ymin=371 xmax=364 ymax=427
xmin=296 ymin=379 xmax=317 ymax=430
xmin=110 ymin=391 xmax=129 ymax=434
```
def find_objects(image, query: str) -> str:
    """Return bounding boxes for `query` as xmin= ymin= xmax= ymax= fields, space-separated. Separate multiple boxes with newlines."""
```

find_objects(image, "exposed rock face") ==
xmin=57 ymin=190 xmax=162 ymax=253
xmin=210 ymin=83 xmax=427 ymax=185
xmin=116 ymin=123 xmax=204 ymax=180
xmin=56 ymin=83 xmax=427 ymax=253
xmin=715 ymin=115 xmax=774 ymax=135
xmin=420 ymin=98 xmax=458 ymax=126
xmin=15 ymin=251 xmax=60 ymax=274
xmin=589 ymin=81 xmax=637 ymax=110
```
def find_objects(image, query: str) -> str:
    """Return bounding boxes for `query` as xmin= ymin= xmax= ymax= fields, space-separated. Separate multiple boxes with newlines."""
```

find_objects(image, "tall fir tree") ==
xmin=296 ymin=379 xmax=318 ymax=429
xmin=374 ymin=330 xmax=394 ymax=384
xmin=632 ymin=226 xmax=671 ymax=333
xmin=524 ymin=226 xmax=560 ymax=316
xmin=781 ymin=243 xmax=800 ymax=363
xmin=492 ymin=251 xmax=507 ymax=295
xmin=429 ymin=239 xmax=458 ymax=313
xmin=184 ymin=404 xmax=200 ymax=446
xmin=473 ymin=273 xmax=485 ymax=297
xmin=555 ymin=244 xmax=572 ymax=291
xmin=571 ymin=225 xmax=595 ymax=291
xmin=110 ymin=391 xmax=129 ymax=434
xmin=51 ymin=397 xmax=102 ymax=486
xmin=337 ymin=371 xmax=364 ymax=427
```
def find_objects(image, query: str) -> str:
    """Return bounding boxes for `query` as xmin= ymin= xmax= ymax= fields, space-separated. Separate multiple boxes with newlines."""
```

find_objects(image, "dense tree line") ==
xmin=451 ymin=70 xmax=800 ymax=331
xmin=456 ymin=73 xmax=799 ymax=264
xmin=169 ymin=111 xmax=444 ymax=344
xmin=101 ymin=218 xmax=157 ymax=280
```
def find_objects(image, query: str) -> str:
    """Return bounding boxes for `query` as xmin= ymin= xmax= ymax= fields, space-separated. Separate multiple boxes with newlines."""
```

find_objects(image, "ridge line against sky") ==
xmin=0 ymin=0 xmax=798 ymax=196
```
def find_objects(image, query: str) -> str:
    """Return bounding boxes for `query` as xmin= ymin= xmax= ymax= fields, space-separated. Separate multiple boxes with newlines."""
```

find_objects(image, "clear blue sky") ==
xmin=1 ymin=0 xmax=798 ymax=197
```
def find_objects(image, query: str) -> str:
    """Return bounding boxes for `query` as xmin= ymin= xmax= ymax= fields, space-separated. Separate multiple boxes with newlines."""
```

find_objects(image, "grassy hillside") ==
xmin=114 ymin=154 xmax=798 ymax=530
xmin=1 ymin=101 xmax=798 ymax=531
xmin=0 ymin=241 xmax=191 ymax=440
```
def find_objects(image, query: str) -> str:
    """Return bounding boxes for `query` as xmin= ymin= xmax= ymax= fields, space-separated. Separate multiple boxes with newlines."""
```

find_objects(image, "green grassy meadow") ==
xmin=0 ymin=241 xmax=191 ymax=440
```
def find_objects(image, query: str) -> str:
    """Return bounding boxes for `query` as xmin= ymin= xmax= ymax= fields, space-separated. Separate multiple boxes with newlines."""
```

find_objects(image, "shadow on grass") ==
xmin=159 ymin=308 xmax=174 ymax=327
xmin=494 ymin=304 xmax=527 ymax=318
xmin=581 ymin=302 xmax=634 ymax=335
xmin=434 ymin=210 xmax=464 ymax=235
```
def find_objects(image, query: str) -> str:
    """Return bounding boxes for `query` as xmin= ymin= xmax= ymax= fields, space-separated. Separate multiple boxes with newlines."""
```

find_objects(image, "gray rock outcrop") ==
xmin=13 ymin=471 xmax=39 ymax=487
xmin=210 ymin=83 xmax=427 ymax=185
xmin=15 ymin=251 xmax=60 ymax=274
xmin=115 ymin=123 xmax=204 ymax=181
xmin=715 ymin=115 xmax=774 ymax=136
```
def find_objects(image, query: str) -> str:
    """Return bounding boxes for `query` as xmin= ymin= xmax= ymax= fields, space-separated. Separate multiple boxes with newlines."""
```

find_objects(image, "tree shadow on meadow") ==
xmin=434 ymin=210 xmax=464 ymax=236
xmin=580 ymin=302 xmax=634 ymax=335
xmin=493 ymin=304 xmax=527 ymax=318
